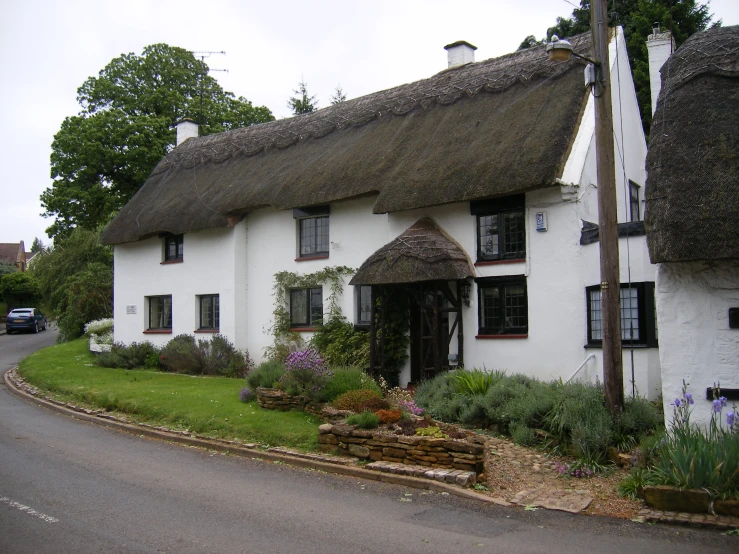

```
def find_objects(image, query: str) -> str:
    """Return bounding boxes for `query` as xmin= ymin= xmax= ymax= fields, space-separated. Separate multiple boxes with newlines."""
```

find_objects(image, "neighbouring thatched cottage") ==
xmin=102 ymin=28 xmax=660 ymax=396
xmin=645 ymin=25 xmax=739 ymax=426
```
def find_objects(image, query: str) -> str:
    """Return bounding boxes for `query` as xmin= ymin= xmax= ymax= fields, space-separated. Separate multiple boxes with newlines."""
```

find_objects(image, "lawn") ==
xmin=18 ymin=338 xmax=320 ymax=451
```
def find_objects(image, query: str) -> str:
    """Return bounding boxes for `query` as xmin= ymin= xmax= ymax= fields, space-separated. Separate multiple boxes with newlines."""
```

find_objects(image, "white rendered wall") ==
xmin=657 ymin=260 xmax=739 ymax=429
xmin=113 ymin=228 xmax=237 ymax=348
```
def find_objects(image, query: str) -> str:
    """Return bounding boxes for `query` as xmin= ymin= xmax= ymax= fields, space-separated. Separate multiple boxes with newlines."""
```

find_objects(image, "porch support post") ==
xmin=369 ymin=285 xmax=377 ymax=377
xmin=457 ymin=280 xmax=464 ymax=368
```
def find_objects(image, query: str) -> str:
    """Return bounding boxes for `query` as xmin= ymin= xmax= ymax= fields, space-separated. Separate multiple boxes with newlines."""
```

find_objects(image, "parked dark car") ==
xmin=6 ymin=308 xmax=48 ymax=334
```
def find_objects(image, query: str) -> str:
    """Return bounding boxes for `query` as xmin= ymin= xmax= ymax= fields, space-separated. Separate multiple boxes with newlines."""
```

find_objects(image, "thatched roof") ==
xmin=350 ymin=218 xmax=473 ymax=285
xmin=645 ymin=25 xmax=739 ymax=263
xmin=101 ymin=33 xmax=593 ymax=245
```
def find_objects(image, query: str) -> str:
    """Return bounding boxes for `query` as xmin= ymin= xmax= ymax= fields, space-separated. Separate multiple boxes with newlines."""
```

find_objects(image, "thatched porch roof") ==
xmin=350 ymin=218 xmax=473 ymax=285
xmin=645 ymin=25 xmax=739 ymax=263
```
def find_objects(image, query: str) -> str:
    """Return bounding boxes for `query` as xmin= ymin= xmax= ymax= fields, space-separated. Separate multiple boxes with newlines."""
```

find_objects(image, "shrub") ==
xmin=359 ymin=397 xmax=390 ymax=412
xmin=159 ymin=334 xmax=251 ymax=377
xmin=159 ymin=334 xmax=201 ymax=374
xmin=247 ymin=360 xmax=286 ymax=389
xmin=95 ymin=341 xmax=160 ymax=370
xmin=239 ymin=387 xmax=255 ymax=402
xmin=346 ymin=411 xmax=380 ymax=429
xmin=414 ymin=372 xmax=458 ymax=418
xmin=320 ymin=366 xmax=380 ymax=403
xmin=333 ymin=389 xmax=383 ymax=412
xmin=618 ymin=468 xmax=660 ymax=500
xmin=309 ymin=317 xmax=370 ymax=367
xmin=416 ymin=426 xmax=448 ymax=438
xmin=555 ymin=460 xmax=597 ymax=479
xmin=451 ymin=368 xmax=505 ymax=396
xmin=619 ymin=396 xmax=662 ymax=438
xmin=84 ymin=318 xmax=113 ymax=336
xmin=509 ymin=422 xmax=537 ymax=446
xmin=376 ymin=409 xmax=402 ymax=424
xmin=279 ymin=348 xmax=333 ymax=401
xmin=395 ymin=418 xmax=430 ymax=436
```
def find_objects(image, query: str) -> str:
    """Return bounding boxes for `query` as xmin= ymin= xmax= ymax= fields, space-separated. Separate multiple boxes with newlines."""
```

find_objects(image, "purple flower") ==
xmin=673 ymin=398 xmax=682 ymax=407
xmin=684 ymin=392 xmax=694 ymax=405
xmin=720 ymin=396 xmax=727 ymax=407
xmin=727 ymin=411 xmax=736 ymax=427
xmin=713 ymin=399 xmax=723 ymax=413
xmin=239 ymin=387 xmax=254 ymax=402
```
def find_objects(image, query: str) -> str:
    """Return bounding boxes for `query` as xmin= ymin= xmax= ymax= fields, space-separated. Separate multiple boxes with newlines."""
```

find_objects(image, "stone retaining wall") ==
xmin=318 ymin=423 xmax=484 ymax=473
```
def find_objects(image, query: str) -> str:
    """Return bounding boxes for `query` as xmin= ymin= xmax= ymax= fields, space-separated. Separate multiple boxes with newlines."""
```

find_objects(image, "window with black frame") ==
xmin=586 ymin=282 xmax=657 ymax=347
xmin=164 ymin=234 xmax=184 ymax=262
xmin=629 ymin=181 xmax=641 ymax=222
xmin=477 ymin=277 xmax=528 ymax=335
xmin=356 ymin=285 xmax=372 ymax=326
xmin=470 ymin=195 xmax=526 ymax=262
xmin=290 ymin=287 xmax=323 ymax=327
xmin=148 ymin=295 xmax=172 ymax=330
xmin=294 ymin=206 xmax=330 ymax=258
xmin=199 ymin=294 xmax=219 ymax=330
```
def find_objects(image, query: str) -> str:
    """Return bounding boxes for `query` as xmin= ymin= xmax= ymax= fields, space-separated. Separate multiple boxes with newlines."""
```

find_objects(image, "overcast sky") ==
xmin=1 ymin=0 xmax=737 ymax=248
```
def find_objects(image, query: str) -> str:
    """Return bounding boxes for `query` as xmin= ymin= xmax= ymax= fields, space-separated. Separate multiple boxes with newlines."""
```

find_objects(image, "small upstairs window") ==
xmin=294 ymin=206 xmax=330 ymax=259
xmin=163 ymin=234 xmax=184 ymax=262
xmin=629 ymin=181 xmax=641 ymax=222
xmin=471 ymin=195 xmax=526 ymax=262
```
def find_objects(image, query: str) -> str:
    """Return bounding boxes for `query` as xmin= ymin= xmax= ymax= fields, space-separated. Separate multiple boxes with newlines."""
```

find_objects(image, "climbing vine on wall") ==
xmin=265 ymin=266 xmax=356 ymax=362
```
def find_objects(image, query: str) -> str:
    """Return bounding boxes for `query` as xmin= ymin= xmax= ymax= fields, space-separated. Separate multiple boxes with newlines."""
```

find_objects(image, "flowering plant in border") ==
xmin=84 ymin=318 xmax=113 ymax=336
xmin=279 ymin=348 xmax=333 ymax=401
xmin=653 ymin=381 xmax=739 ymax=498
xmin=239 ymin=387 xmax=255 ymax=402
xmin=555 ymin=461 xmax=596 ymax=479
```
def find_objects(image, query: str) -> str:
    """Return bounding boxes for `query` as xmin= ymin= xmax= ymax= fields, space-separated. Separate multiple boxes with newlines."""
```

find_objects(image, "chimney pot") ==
xmin=646 ymin=29 xmax=676 ymax=116
xmin=444 ymin=40 xmax=477 ymax=68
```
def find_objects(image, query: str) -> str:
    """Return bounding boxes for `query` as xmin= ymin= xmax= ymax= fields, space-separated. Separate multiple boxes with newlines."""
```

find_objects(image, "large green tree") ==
xmin=521 ymin=0 xmax=716 ymax=133
xmin=30 ymin=227 xmax=113 ymax=341
xmin=42 ymin=44 xmax=274 ymax=239
xmin=0 ymin=273 xmax=41 ymax=312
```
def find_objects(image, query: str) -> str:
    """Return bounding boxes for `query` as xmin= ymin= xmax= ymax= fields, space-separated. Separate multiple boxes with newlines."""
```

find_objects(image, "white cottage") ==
xmin=102 ymin=28 xmax=660 ymax=396
xmin=645 ymin=25 xmax=739 ymax=426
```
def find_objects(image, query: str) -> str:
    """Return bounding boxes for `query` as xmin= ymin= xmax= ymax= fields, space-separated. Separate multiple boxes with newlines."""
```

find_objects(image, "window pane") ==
xmin=481 ymin=286 xmax=501 ymax=331
xmin=299 ymin=217 xmax=329 ymax=256
xmin=589 ymin=289 xmax=602 ymax=340
xmin=479 ymin=215 xmax=499 ymax=258
xmin=358 ymin=285 xmax=372 ymax=324
xmin=200 ymin=295 xmax=219 ymax=329
xmin=620 ymin=287 xmax=640 ymax=340
xmin=503 ymin=212 xmax=525 ymax=256
xmin=504 ymin=284 xmax=527 ymax=329
xmin=150 ymin=296 xmax=172 ymax=329
xmin=316 ymin=217 xmax=329 ymax=254
xmin=213 ymin=295 xmax=219 ymax=329
xmin=290 ymin=290 xmax=307 ymax=325
xmin=310 ymin=287 xmax=323 ymax=325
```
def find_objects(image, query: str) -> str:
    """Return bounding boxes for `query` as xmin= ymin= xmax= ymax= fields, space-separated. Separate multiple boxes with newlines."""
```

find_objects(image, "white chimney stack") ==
xmin=176 ymin=119 xmax=199 ymax=146
xmin=647 ymin=24 xmax=676 ymax=115
xmin=444 ymin=41 xmax=477 ymax=68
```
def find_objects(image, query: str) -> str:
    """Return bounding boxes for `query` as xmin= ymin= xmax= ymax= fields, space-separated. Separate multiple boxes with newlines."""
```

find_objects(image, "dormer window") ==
xmin=471 ymin=195 xmax=526 ymax=263
xmin=163 ymin=234 xmax=183 ymax=262
xmin=294 ymin=206 xmax=329 ymax=260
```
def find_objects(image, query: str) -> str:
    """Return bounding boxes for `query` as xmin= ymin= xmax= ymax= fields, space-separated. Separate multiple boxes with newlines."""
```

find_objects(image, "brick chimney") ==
xmin=444 ymin=41 xmax=477 ymax=68
xmin=647 ymin=24 xmax=676 ymax=116
xmin=176 ymin=118 xmax=199 ymax=146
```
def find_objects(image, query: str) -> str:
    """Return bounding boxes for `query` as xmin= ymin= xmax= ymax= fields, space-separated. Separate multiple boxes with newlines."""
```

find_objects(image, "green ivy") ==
xmin=265 ymin=266 xmax=355 ymax=361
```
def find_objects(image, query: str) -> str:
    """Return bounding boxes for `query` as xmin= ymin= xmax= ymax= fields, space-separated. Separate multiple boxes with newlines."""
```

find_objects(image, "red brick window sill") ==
xmin=143 ymin=329 xmax=173 ymax=334
xmin=290 ymin=327 xmax=318 ymax=333
xmin=160 ymin=259 xmax=183 ymax=265
xmin=195 ymin=329 xmax=219 ymax=333
xmin=475 ymin=334 xmax=528 ymax=339
xmin=474 ymin=259 xmax=525 ymax=267
xmin=295 ymin=256 xmax=329 ymax=262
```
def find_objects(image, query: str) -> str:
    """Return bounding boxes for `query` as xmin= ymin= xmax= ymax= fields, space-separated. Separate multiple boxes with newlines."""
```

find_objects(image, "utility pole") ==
xmin=191 ymin=51 xmax=227 ymax=127
xmin=590 ymin=0 xmax=624 ymax=414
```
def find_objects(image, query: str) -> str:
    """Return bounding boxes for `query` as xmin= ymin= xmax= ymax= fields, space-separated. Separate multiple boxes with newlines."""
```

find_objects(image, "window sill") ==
xmin=144 ymin=329 xmax=172 ymax=334
xmin=195 ymin=329 xmax=219 ymax=333
xmin=290 ymin=327 xmax=318 ymax=332
xmin=295 ymin=255 xmax=329 ymax=262
xmin=474 ymin=259 xmax=525 ymax=267
xmin=584 ymin=343 xmax=657 ymax=349
xmin=160 ymin=259 xmax=183 ymax=265
xmin=476 ymin=334 xmax=528 ymax=339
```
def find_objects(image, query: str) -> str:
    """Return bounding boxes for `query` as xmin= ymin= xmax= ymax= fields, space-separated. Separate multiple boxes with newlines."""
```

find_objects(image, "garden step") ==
xmin=365 ymin=461 xmax=476 ymax=487
xmin=266 ymin=447 xmax=355 ymax=465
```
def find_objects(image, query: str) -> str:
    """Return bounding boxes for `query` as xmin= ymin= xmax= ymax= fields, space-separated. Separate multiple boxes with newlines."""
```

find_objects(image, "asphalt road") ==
xmin=0 ymin=331 xmax=736 ymax=553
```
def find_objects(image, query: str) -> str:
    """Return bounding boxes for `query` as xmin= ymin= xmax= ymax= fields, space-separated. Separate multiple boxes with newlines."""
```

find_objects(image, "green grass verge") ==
xmin=18 ymin=338 xmax=320 ymax=451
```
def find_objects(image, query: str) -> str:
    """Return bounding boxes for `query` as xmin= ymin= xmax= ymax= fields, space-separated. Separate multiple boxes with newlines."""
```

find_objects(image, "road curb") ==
xmin=2 ymin=367 xmax=505 ymax=506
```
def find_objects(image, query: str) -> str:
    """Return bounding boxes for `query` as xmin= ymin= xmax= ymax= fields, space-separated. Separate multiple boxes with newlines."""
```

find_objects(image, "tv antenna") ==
xmin=191 ymin=51 xmax=228 ymax=126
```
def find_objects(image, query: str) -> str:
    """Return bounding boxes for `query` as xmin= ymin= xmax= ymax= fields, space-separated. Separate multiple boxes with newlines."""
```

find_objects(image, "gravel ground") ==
xmin=482 ymin=435 xmax=643 ymax=519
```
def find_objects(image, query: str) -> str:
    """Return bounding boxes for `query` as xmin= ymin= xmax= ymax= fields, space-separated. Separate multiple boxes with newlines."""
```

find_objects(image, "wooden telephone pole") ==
xmin=590 ymin=0 xmax=624 ymax=414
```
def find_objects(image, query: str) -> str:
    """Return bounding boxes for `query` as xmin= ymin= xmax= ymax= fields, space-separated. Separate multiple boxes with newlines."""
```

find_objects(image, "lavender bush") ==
xmin=239 ymin=387 xmax=255 ymax=402
xmin=279 ymin=348 xmax=333 ymax=402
